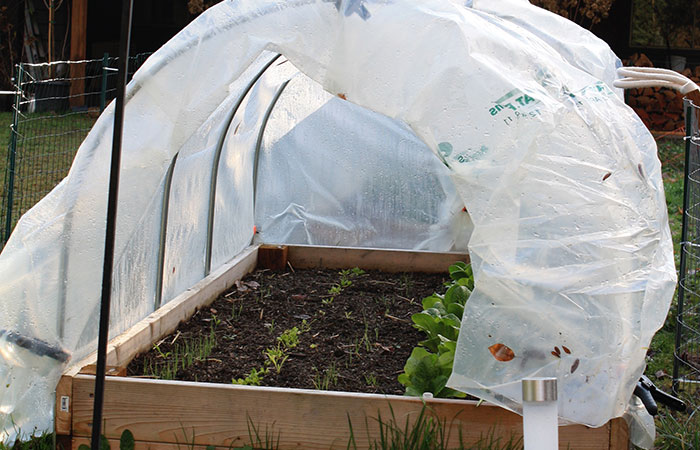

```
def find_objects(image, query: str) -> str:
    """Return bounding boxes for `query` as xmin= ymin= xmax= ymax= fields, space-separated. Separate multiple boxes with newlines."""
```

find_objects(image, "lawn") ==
xmin=0 ymin=109 xmax=96 ymax=241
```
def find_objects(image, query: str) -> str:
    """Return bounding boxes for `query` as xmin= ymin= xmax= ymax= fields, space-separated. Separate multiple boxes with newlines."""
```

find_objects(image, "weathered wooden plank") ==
xmin=257 ymin=244 xmax=288 ymax=270
xmin=72 ymin=437 xmax=219 ymax=450
xmin=72 ymin=375 xmax=619 ymax=450
xmin=55 ymin=375 xmax=73 ymax=436
xmin=286 ymin=245 xmax=468 ymax=273
xmin=69 ymin=0 xmax=88 ymax=107
xmin=609 ymin=416 xmax=630 ymax=450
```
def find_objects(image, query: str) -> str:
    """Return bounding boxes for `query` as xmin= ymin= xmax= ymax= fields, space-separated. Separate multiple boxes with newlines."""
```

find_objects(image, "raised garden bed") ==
xmin=55 ymin=245 xmax=630 ymax=449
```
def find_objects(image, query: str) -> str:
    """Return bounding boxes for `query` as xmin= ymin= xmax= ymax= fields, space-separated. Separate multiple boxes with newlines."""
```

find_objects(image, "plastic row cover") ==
xmin=0 ymin=0 xmax=672 ymax=446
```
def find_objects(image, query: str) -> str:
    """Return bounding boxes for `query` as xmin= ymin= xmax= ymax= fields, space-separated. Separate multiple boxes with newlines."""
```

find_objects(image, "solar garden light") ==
xmin=522 ymin=377 xmax=558 ymax=450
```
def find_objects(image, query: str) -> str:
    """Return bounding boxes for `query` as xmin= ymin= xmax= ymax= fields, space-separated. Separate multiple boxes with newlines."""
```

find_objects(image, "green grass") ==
xmin=649 ymin=137 xmax=700 ymax=449
xmin=0 ymin=109 xmax=96 ymax=240
xmin=0 ymin=433 xmax=55 ymax=450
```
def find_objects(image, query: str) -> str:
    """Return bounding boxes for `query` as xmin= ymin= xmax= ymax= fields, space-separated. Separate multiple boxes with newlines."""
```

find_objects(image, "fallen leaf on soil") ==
xmin=488 ymin=343 xmax=515 ymax=362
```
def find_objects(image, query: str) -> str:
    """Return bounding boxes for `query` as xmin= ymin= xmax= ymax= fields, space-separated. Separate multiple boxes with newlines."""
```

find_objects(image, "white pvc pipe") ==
xmin=522 ymin=377 xmax=558 ymax=450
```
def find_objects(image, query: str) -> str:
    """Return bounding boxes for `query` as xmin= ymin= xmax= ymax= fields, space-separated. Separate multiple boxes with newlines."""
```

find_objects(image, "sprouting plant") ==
xmin=344 ymin=311 xmax=353 ymax=319
xmin=277 ymin=327 xmax=300 ymax=349
xmin=232 ymin=367 xmax=268 ymax=386
xmin=328 ymin=285 xmax=343 ymax=295
xmin=300 ymin=319 xmax=311 ymax=333
xmin=311 ymin=364 xmax=338 ymax=390
xmin=264 ymin=346 xmax=288 ymax=374
xmin=350 ymin=267 xmax=365 ymax=276
xmin=322 ymin=297 xmax=335 ymax=305
xmin=265 ymin=319 xmax=276 ymax=334
xmin=364 ymin=373 xmax=378 ymax=387
xmin=231 ymin=303 xmax=243 ymax=321
xmin=211 ymin=314 xmax=221 ymax=328
xmin=360 ymin=318 xmax=372 ymax=352
xmin=153 ymin=341 xmax=170 ymax=359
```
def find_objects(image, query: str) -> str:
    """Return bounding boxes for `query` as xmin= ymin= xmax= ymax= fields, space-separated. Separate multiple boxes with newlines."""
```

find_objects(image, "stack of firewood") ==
xmin=623 ymin=53 xmax=698 ymax=133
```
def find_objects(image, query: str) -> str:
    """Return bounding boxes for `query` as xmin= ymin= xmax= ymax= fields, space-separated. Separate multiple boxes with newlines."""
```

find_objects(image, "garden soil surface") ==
xmin=128 ymin=267 xmax=448 ymax=395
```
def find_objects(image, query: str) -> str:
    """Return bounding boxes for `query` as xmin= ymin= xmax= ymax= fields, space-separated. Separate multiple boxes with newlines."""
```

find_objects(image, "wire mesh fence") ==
xmin=674 ymin=99 xmax=700 ymax=410
xmin=0 ymin=54 xmax=150 ymax=245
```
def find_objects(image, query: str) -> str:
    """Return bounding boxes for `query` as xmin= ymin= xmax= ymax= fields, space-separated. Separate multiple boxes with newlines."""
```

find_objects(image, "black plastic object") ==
xmin=634 ymin=375 xmax=686 ymax=416
xmin=0 ymin=329 xmax=70 ymax=362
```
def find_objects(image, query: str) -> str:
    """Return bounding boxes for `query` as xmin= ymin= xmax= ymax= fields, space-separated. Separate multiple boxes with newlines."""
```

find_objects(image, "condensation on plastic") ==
xmin=469 ymin=0 xmax=623 ymax=97
xmin=0 ymin=0 xmax=674 ymax=445
xmin=255 ymin=74 xmax=470 ymax=250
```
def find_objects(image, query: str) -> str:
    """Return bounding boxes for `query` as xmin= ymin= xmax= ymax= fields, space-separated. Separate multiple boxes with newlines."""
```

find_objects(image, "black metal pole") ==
xmin=673 ymin=99 xmax=694 ymax=394
xmin=90 ymin=1 xmax=133 ymax=448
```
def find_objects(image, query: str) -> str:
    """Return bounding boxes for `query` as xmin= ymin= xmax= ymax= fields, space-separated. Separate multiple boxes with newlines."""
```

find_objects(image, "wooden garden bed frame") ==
xmin=55 ymin=244 xmax=629 ymax=449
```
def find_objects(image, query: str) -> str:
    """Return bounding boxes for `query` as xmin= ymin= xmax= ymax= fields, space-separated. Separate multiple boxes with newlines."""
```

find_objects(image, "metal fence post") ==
xmin=673 ymin=100 xmax=696 ymax=395
xmin=100 ymin=53 xmax=110 ymax=112
xmin=4 ymin=64 xmax=23 ymax=243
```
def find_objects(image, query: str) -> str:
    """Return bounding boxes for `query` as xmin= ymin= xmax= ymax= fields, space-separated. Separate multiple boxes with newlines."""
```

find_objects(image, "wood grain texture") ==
xmin=257 ymin=244 xmax=288 ymax=270
xmin=609 ymin=417 xmax=630 ymax=450
xmin=55 ymin=375 xmax=72 ymax=435
xmin=69 ymin=0 xmax=88 ymax=107
xmin=286 ymin=245 xmax=469 ymax=273
xmin=72 ymin=437 xmax=219 ymax=450
xmin=72 ymin=375 xmax=621 ymax=450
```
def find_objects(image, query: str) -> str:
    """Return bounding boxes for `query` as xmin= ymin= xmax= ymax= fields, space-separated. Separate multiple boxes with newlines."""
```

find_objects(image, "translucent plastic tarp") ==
xmin=0 ymin=0 xmax=674 ymax=445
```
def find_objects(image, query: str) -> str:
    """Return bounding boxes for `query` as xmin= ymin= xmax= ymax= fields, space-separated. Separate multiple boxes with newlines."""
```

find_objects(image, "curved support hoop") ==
xmin=154 ymin=152 xmax=180 ymax=310
xmin=204 ymin=54 xmax=281 ymax=276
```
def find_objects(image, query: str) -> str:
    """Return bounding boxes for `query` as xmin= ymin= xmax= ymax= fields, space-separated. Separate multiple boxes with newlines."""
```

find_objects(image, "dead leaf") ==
xmin=488 ymin=343 xmax=515 ymax=362
xmin=570 ymin=358 xmax=580 ymax=373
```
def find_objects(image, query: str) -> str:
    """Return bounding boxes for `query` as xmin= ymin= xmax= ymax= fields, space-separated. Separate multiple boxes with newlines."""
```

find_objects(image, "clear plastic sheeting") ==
xmin=0 ymin=0 xmax=674 ymax=445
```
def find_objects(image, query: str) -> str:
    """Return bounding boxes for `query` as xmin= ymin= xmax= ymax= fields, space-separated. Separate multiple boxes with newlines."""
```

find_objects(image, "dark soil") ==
xmin=127 ymin=267 xmax=448 ymax=395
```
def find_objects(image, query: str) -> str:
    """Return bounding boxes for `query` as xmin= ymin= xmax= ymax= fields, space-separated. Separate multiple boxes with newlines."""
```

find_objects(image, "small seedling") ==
xmin=311 ymin=364 xmax=338 ymax=390
xmin=264 ymin=346 xmax=288 ymax=374
xmin=232 ymin=367 xmax=268 ymax=386
xmin=231 ymin=303 xmax=243 ymax=320
xmin=277 ymin=327 xmax=300 ymax=349
xmin=364 ymin=373 xmax=378 ymax=387
xmin=322 ymin=297 xmax=335 ymax=305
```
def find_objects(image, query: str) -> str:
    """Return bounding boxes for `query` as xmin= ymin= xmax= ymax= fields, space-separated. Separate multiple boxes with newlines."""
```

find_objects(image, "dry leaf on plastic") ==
xmin=488 ymin=343 xmax=515 ymax=362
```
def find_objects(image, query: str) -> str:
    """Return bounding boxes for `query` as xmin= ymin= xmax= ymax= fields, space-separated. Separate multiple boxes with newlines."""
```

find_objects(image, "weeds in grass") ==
xmin=239 ymin=415 xmax=280 ymax=450
xmin=347 ymin=404 xmax=523 ymax=450
xmin=654 ymin=410 xmax=700 ymax=449
xmin=0 ymin=432 xmax=56 ymax=450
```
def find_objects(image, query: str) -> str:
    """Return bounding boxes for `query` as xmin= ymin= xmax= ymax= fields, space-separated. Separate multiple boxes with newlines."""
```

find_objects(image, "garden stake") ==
xmin=91 ymin=1 xmax=133 ymax=449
